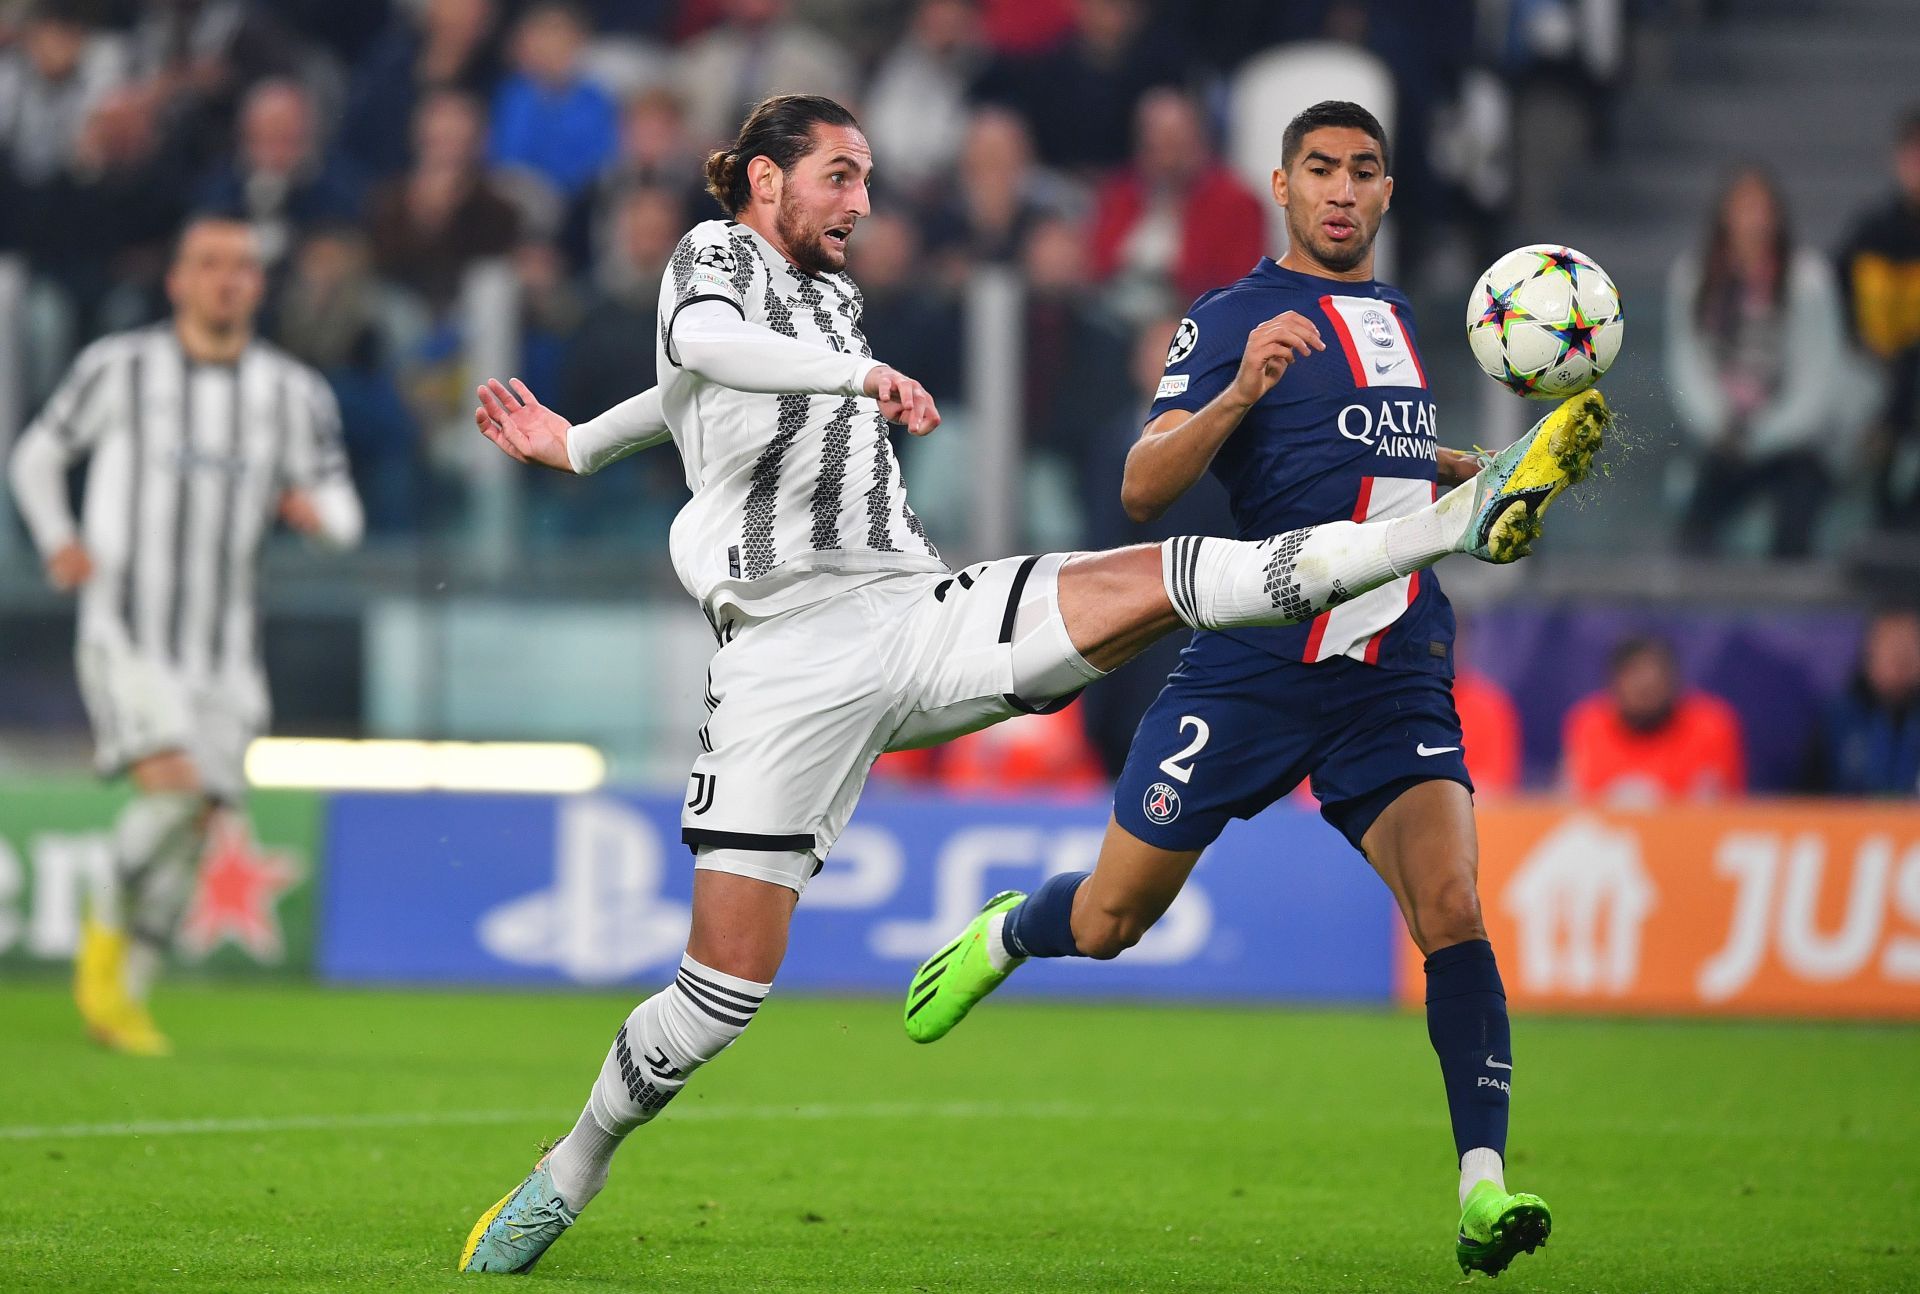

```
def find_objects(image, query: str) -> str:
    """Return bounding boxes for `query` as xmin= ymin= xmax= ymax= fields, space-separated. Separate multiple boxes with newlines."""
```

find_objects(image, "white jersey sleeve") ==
xmin=8 ymin=335 xmax=123 ymax=555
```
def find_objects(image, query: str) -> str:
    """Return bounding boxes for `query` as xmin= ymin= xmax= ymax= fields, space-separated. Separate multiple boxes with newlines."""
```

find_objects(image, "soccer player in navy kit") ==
xmin=906 ymin=102 xmax=1604 ymax=1278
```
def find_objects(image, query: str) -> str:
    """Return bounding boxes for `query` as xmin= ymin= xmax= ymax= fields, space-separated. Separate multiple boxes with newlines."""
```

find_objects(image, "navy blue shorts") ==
xmin=1112 ymin=639 xmax=1472 ymax=854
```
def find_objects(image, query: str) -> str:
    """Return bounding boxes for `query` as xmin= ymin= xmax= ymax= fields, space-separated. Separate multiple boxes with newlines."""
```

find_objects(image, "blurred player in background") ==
xmin=906 ymin=102 xmax=1595 ymax=1278
xmin=7 ymin=216 xmax=364 ymax=1055
xmin=457 ymin=93 xmax=1603 ymax=1275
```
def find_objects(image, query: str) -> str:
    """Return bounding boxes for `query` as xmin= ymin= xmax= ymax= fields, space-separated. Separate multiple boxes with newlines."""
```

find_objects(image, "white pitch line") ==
xmin=0 ymin=1100 xmax=1101 ymax=1142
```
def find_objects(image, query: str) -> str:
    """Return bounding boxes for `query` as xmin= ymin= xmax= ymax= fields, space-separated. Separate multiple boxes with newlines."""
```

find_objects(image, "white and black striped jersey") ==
xmin=656 ymin=219 xmax=943 ymax=617
xmin=8 ymin=325 xmax=360 ymax=688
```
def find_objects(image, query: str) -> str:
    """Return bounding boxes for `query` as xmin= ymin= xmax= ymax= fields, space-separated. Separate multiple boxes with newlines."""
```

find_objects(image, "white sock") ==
xmin=109 ymin=793 xmax=209 ymax=1002
xmin=545 ymin=953 xmax=771 ymax=1212
xmin=1163 ymin=489 xmax=1482 ymax=633
xmin=1459 ymin=1147 xmax=1506 ymax=1206
xmin=985 ymin=910 xmax=1022 ymax=973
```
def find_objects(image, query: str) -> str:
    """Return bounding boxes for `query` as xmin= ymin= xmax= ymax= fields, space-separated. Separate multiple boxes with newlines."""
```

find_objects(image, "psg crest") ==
xmin=1143 ymin=781 xmax=1182 ymax=825
xmin=1362 ymin=308 xmax=1394 ymax=347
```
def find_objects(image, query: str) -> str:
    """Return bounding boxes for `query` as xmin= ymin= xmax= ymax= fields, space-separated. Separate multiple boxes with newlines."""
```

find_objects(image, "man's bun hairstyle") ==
xmin=704 ymin=93 xmax=861 ymax=215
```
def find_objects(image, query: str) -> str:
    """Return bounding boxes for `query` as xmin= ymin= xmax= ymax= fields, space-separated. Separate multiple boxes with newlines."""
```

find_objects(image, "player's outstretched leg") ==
xmin=1159 ymin=390 xmax=1609 ymax=633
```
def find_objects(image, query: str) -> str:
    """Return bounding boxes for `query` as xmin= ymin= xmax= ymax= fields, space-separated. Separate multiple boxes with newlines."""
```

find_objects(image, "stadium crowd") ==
xmin=4 ymin=0 xmax=1919 ymax=799
xmin=0 ymin=0 xmax=1627 ymax=541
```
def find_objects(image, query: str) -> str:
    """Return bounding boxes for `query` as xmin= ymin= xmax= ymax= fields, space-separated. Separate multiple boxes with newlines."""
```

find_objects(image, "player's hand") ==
xmin=475 ymin=377 xmax=576 ymax=471
xmin=1226 ymin=311 xmax=1324 ymax=409
xmin=46 ymin=541 xmax=93 ymax=591
xmin=1437 ymin=447 xmax=1484 ymax=487
xmin=864 ymin=365 xmax=941 ymax=436
xmin=278 ymin=489 xmax=322 ymax=534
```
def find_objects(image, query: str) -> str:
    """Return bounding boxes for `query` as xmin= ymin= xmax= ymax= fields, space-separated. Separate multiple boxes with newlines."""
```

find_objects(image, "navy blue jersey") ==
xmin=1149 ymin=259 xmax=1454 ymax=677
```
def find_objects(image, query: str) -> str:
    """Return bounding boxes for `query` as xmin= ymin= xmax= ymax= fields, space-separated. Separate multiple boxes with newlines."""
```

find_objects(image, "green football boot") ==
xmin=1455 ymin=1178 xmax=1552 ymax=1277
xmin=1455 ymin=387 xmax=1611 ymax=563
xmin=903 ymin=890 xmax=1027 ymax=1044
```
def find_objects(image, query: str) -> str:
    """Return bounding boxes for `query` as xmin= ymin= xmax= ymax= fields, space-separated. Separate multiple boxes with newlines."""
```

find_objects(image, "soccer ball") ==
xmin=1465 ymin=244 xmax=1624 ymax=400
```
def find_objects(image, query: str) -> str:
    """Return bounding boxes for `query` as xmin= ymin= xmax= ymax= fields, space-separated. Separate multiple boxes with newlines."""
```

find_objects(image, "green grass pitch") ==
xmin=2 ymin=983 xmax=1916 ymax=1293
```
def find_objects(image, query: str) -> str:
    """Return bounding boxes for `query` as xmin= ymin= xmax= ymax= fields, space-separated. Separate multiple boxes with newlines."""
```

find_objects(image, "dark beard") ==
xmin=1287 ymin=213 xmax=1374 ymax=273
xmin=775 ymin=196 xmax=833 ymax=276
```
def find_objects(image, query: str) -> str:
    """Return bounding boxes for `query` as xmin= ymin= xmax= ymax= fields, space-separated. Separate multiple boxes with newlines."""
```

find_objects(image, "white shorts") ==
xmin=684 ymin=554 xmax=1102 ymax=893
xmin=76 ymin=639 xmax=264 ymax=801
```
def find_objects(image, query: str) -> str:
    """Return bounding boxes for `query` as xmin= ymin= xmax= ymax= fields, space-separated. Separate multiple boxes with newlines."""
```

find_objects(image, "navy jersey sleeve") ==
xmin=1147 ymin=293 xmax=1242 ymax=421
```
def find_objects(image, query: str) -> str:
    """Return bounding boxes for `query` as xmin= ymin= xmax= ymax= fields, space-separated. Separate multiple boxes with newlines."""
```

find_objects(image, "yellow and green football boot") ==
xmin=1456 ymin=1179 xmax=1552 ymax=1277
xmin=459 ymin=1146 xmax=578 ymax=1274
xmin=1457 ymin=387 xmax=1611 ymax=563
xmin=903 ymin=890 xmax=1026 ymax=1044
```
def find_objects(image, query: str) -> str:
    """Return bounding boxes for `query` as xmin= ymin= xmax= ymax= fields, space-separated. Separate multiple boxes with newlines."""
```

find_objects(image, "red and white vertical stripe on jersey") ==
xmin=1318 ymin=295 xmax=1428 ymax=390
xmin=1300 ymin=476 xmax=1433 ymax=665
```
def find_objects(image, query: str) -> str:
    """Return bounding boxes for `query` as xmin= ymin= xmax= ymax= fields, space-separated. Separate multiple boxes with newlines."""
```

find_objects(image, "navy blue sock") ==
xmin=1001 ymin=872 xmax=1090 ymax=959
xmin=1424 ymin=938 xmax=1512 ymax=1161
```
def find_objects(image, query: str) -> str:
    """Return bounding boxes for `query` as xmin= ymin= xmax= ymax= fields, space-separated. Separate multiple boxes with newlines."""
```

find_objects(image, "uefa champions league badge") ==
xmin=1166 ymin=318 xmax=1199 ymax=366
xmin=1143 ymin=781 xmax=1182 ymax=825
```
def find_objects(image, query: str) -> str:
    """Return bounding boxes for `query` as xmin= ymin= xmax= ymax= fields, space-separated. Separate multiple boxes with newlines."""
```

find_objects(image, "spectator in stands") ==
xmin=368 ymin=89 xmax=521 ymax=314
xmin=1088 ymin=87 xmax=1265 ymax=321
xmin=1451 ymin=619 xmax=1522 ymax=797
xmin=973 ymin=0 xmax=1187 ymax=172
xmin=488 ymin=2 xmax=617 ymax=202
xmin=673 ymin=0 xmax=856 ymax=148
xmin=0 ymin=1 xmax=139 ymax=346
xmin=563 ymin=87 xmax=708 ymax=273
xmin=342 ymin=0 xmax=504 ymax=179
xmin=923 ymin=107 xmax=1082 ymax=275
xmin=844 ymin=211 xmax=961 ymax=403
xmin=1666 ymin=166 xmax=1847 ymax=558
xmin=862 ymin=0 xmax=983 ymax=203
xmin=1805 ymin=608 xmax=1920 ymax=797
xmin=193 ymin=77 xmax=365 ymax=272
xmin=1838 ymin=107 xmax=1920 ymax=527
xmin=0 ymin=1 xmax=128 ymax=197
xmin=936 ymin=705 xmax=1108 ymax=795
xmin=559 ymin=184 xmax=678 ymax=421
xmin=273 ymin=225 xmax=424 ymax=533
xmin=125 ymin=0 xmax=303 ymax=168
xmin=1022 ymin=214 xmax=1131 ymax=524
xmin=1561 ymin=635 xmax=1746 ymax=806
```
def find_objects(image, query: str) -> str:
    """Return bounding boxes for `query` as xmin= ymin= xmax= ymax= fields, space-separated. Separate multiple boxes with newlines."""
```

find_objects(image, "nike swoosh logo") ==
xmin=1416 ymin=744 xmax=1460 ymax=756
xmin=1486 ymin=1058 xmax=1512 ymax=1070
xmin=1373 ymin=358 xmax=1403 ymax=374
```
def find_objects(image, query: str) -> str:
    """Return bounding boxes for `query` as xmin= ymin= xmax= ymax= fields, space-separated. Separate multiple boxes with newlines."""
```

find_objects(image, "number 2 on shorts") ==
xmin=1157 ymin=715 xmax=1210 ymax=784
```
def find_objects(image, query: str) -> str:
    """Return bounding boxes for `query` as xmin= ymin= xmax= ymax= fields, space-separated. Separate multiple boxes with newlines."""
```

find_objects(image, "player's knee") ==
xmin=1414 ymin=877 xmax=1486 ymax=951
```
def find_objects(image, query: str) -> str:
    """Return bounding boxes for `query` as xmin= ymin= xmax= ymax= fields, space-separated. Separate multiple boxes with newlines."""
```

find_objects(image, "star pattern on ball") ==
xmin=1533 ymin=247 xmax=1589 ymax=290
xmin=1543 ymin=302 xmax=1600 ymax=366
xmin=1475 ymin=281 xmax=1527 ymax=338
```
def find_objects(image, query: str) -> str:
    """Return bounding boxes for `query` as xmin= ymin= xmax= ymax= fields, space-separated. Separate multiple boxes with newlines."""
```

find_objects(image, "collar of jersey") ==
xmin=1253 ymin=256 xmax=1384 ymax=294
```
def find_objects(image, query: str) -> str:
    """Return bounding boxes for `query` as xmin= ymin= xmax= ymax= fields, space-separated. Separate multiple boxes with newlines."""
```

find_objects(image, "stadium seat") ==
xmin=1227 ymin=42 xmax=1397 ymax=272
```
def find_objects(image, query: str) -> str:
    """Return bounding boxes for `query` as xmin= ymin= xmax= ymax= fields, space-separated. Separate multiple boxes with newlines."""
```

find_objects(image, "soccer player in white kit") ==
xmin=458 ymin=95 xmax=1598 ymax=1273
xmin=7 ymin=216 xmax=364 ymax=1055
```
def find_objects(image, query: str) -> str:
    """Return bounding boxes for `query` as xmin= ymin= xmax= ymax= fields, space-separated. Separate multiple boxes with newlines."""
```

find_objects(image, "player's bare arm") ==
xmin=45 ymin=541 xmax=94 ymax=591
xmin=1436 ymin=447 xmax=1483 ymax=486
xmin=1121 ymin=311 xmax=1325 ymax=522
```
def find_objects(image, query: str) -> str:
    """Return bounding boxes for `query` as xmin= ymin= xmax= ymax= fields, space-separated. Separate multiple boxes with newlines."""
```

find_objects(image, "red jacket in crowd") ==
xmin=1088 ymin=163 xmax=1267 ymax=304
